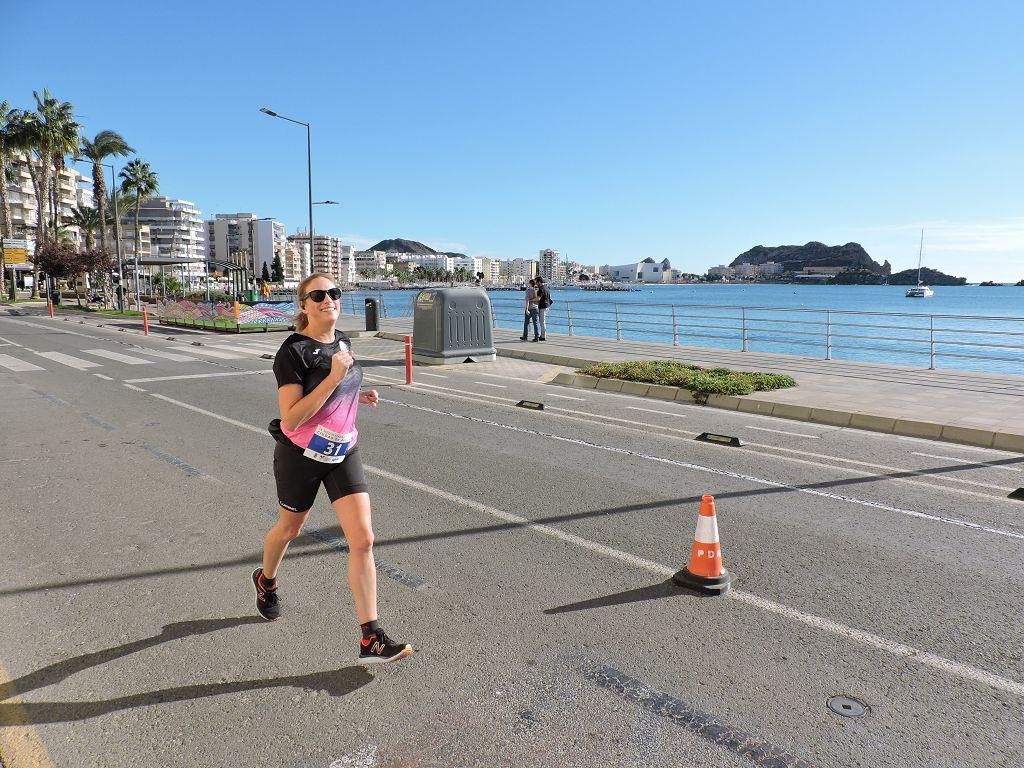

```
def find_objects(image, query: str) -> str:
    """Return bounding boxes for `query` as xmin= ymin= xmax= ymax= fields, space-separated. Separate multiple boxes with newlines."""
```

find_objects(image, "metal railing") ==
xmin=338 ymin=291 xmax=1024 ymax=373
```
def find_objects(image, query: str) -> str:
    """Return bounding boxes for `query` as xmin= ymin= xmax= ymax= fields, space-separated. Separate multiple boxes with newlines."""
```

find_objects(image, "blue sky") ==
xmin=4 ymin=0 xmax=1023 ymax=281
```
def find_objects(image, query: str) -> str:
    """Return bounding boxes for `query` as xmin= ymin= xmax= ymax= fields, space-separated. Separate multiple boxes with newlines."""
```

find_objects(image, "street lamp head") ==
xmin=259 ymin=107 xmax=278 ymax=117
xmin=313 ymin=200 xmax=339 ymax=205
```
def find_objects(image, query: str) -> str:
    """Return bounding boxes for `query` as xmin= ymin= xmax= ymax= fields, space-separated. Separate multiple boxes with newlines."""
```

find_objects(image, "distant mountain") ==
xmin=889 ymin=267 xmax=967 ymax=286
xmin=365 ymin=237 xmax=466 ymax=259
xmin=367 ymin=238 xmax=437 ymax=255
xmin=732 ymin=241 xmax=890 ymax=274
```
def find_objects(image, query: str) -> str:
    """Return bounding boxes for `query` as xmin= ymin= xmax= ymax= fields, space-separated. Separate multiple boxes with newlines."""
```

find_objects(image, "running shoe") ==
xmin=251 ymin=567 xmax=280 ymax=621
xmin=358 ymin=630 xmax=412 ymax=664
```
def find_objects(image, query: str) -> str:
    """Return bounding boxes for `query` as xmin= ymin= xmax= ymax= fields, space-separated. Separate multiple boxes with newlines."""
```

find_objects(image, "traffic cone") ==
xmin=673 ymin=495 xmax=735 ymax=595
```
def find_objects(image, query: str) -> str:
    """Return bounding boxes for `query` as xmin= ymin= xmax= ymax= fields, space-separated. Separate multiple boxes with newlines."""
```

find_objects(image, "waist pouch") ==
xmin=268 ymin=419 xmax=303 ymax=454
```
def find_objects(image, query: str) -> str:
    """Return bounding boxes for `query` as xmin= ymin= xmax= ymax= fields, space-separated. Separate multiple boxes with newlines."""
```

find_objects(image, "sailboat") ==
xmin=905 ymin=230 xmax=934 ymax=297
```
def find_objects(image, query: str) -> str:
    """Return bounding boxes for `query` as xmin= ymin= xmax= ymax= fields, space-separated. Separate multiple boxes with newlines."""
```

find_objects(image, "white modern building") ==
xmin=601 ymin=257 xmax=672 ymax=283
xmin=451 ymin=256 xmax=484 ymax=277
xmin=499 ymin=258 xmax=538 ymax=283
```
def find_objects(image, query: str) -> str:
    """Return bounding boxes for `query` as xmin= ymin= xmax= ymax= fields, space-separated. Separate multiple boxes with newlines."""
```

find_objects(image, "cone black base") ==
xmin=672 ymin=567 xmax=735 ymax=595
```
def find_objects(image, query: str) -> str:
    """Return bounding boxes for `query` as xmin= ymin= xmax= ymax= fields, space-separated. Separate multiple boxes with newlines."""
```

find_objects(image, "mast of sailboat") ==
xmin=917 ymin=229 xmax=924 ymax=286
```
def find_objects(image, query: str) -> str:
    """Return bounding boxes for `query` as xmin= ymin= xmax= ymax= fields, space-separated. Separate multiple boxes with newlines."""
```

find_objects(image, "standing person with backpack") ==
xmin=535 ymin=276 xmax=552 ymax=341
xmin=521 ymin=278 xmax=540 ymax=342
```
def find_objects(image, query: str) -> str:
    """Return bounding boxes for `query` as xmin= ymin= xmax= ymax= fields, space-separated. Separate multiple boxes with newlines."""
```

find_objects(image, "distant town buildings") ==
xmin=539 ymin=249 xmax=561 ymax=282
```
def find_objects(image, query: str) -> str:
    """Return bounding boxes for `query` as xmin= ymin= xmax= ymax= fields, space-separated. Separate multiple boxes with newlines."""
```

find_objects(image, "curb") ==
xmin=549 ymin=372 xmax=1024 ymax=453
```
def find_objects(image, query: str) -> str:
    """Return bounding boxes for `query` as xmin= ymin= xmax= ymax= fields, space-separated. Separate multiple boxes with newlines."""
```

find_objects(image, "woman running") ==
xmin=252 ymin=272 xmax=412 ymax=664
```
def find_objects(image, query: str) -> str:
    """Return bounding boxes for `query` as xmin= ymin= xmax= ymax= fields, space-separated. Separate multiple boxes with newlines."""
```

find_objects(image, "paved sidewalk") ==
xmin=372 ymin=317 xmax=1024 ymax=452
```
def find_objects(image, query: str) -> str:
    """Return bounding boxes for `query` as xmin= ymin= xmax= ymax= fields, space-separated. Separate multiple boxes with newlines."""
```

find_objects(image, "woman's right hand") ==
xmin=330 ymin=348 xmax=354 ymax=382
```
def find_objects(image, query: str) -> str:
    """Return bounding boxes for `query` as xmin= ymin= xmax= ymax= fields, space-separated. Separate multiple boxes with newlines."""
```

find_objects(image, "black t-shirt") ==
xmin=273 ymin=330 xmax=360 ymax=396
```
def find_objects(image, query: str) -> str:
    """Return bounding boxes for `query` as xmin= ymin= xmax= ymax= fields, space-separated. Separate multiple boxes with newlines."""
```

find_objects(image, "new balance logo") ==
xmin=370 ymin=641 xmax=385 ymax=655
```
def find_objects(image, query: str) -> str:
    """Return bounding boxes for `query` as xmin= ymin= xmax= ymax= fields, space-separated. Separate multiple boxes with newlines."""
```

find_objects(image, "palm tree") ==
xmin=119 ymin=159 xmax=158 ymax=303
xmin=79 ymin=131 xmax=132 ymax=256
xmin=6 ymin=109 xmax=45 ymax=297
xmin=69 ymin=206 xmax=101 ymax=250
xmin=33 ymin=90 xmax=79 ymax=238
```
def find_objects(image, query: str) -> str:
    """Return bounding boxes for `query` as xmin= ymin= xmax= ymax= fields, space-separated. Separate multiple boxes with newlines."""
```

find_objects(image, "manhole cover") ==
xmin=827 ymin=695 xmax=867 ymax=718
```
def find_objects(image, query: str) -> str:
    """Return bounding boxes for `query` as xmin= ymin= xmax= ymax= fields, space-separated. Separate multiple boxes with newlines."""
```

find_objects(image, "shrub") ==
xmin=577 ymin=360 xmax=796 ymax=397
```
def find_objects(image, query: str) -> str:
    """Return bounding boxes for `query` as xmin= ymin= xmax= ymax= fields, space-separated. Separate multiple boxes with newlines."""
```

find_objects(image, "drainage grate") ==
xmin=827 ymin=695 xmax=867 ymax=718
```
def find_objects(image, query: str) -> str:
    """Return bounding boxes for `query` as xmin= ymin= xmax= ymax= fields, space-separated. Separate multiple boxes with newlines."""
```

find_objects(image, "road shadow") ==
xmin=0 ymin=617 xmax=263 ymax=701
xmin=0 ymin=616 xmax=372 ymax=725
xmin=543 ymin=577 xmax=706 ymax=615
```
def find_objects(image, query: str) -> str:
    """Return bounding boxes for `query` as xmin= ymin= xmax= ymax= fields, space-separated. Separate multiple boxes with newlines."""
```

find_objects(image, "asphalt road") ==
xmin=1 ymin=312 xmax=1022 ymax=768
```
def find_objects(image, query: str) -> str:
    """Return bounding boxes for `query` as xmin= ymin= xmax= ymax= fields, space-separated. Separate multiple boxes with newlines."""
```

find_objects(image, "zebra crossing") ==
xmin=0 ymin=338 xmax=281 ymax=374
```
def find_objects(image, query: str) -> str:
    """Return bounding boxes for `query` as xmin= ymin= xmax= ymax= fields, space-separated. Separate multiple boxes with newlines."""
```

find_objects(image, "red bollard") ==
xmin=405 ymin=335 xmax=413 ymax=384
xmin=47 ymin=296 xmax=54 ymax=318
xmin=143 ymin=306 xmax=150 ymax=335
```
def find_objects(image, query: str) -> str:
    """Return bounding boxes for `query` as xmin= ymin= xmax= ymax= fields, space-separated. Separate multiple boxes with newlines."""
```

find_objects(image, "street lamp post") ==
xmin=260 ymin=108 xmax=316 ymax=275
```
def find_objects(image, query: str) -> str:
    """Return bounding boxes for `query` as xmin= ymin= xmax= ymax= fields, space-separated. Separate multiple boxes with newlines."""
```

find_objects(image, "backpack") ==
xmin=539 ymin=286 xmax=554 ymax=309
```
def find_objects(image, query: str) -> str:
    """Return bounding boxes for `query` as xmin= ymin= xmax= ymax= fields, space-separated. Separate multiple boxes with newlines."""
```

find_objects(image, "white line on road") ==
xmin=475 ymin=381 xmax=507 ymax=389
xmin=82 ymin=348 xmax=155 ymax=365
xmin=92 ymin=373 xmax=114 ymax=381
xmin=127 ymin=348 xmax=200 ymax=362
xmin=387 ymin=394 xmax=1024 ymax=540
xmin=546 ymin=393 xmax=588 ymax=401
xmin=418 ymin=372 xmax=448 ymax=378
xmin=744 ymin=425 xmax=821 ymax=439
xmin=35 ymin=351 xmax=101 ymax=369
xmin=125 ymin=371 xmax=264 ymax=384
xmin=0 ymin=336 xmax=23 ymax=347
xmin=406 ymin=379 xmax=1016 ymax=498
xmin=123 ymin=383 xmax=147 ymax=392
xmin=0 ymin=354 xmax=44 ymax=372
xmin=627 ymin=406 xmax=687 ymax=418
xmin=912 ymin=452 xmax=1021 ymax=473
xmin=141 ymin=391 xmax=1024 ymax=698
xmin=182 ymin=347 xmax=245 ymax=359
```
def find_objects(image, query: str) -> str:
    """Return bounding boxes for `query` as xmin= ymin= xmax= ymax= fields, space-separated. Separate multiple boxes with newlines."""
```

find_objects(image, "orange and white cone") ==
xmin=673 ymin=495 xmax=735 ymax=595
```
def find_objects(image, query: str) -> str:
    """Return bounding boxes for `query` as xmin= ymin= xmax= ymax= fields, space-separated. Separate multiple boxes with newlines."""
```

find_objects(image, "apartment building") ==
xmin=539 ymin=249 xmax=560 ymax=282
xmin=123 ymin=196 xmax=204 ymax=286
xmin=287 ymin=232 xmax=355 ymax=285
xmin=207 ymin=214 xmax=287 ymax=280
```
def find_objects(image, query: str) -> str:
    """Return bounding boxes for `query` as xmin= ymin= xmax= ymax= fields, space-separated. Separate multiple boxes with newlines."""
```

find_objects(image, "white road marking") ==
xmin=0 ymin=354 xmax=44 ymax=372
xmin=895 ymin=435 xmax=1018 ymax=457
xmin=475 ymin=381 xmax=507 ymax=389
xmin=35 ymin=351 xmax=101 ymax=369
xmin=92 ymin=373 xmax=114 ymax=381
xmin=180 ymin=346 xmax=244 ymax=359
xmin=202 ymin=344 xmax=268 ymax=355
xmin=144 ymin=391 xmax=1024 ymax=698
xmin=627 ymin=406 xmax=687 ymax=418
xmin=0 ymin=336 xmax=23 ymax=347
xmin=418 ymin=372 xmax=448 ymax=379
xmin=386 ymin=395 xmax=1024 ymax=540
xmin=744 ymin=425 xmax=821 ymax=439
xmin=128 ymin=348 xmax=200 ymax=362
xmin=123 ymin=383 xmax=147 ymax=392
xmin=912 ymin=452 xmax=1021 ymax=473
xmin=406 ymin=380 xmax=1015 ymax=498
xmin=125 ymin=371 xmax=264 ymax=384
xmin=0 ymin=317 xmax=102 ymax=339
xmin=546 ymin=393 xmax=588 ymax=401
xmin=81 ymin=348 xmax=155 ymax=365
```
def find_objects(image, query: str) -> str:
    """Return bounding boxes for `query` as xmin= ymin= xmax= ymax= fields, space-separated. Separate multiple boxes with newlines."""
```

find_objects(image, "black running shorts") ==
xmin=273 ymin=442 xmax=369 ymax=513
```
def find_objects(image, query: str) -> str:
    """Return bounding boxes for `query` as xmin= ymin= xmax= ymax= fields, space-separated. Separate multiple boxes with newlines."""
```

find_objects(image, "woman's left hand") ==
xmin=358 ymin=389 xmax=379 ymax=407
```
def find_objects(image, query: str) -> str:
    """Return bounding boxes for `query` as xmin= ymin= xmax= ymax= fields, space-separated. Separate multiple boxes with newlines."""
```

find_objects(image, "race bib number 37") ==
xmin=304 ymin=425 xmax=355 ymax=464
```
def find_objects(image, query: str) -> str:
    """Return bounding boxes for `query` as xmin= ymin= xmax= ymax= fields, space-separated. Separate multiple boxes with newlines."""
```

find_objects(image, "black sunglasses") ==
xmin=300 ymin=287 xmax=342 ymax=303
